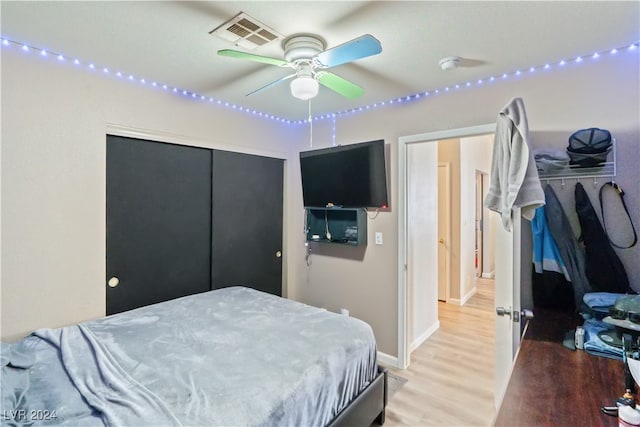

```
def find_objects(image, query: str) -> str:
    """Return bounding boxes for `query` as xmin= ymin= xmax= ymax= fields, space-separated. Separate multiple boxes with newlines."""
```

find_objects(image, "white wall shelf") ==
xmin=538 ymin=138 xmax=617 ymax=184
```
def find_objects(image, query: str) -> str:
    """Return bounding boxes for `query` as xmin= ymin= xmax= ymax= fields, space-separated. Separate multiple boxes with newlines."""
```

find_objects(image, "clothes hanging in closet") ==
xmin=574 ymin=182 xmax=631 ymax=293
xmin=531 ymin=206 xmax=574 ymax=308
xmin=543 ymin=184 xmax=592 ymax=309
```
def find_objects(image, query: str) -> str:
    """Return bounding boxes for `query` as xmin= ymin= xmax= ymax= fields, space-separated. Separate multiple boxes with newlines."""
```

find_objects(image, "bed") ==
xmin=1 ymin=286 xmax=387 ymax=426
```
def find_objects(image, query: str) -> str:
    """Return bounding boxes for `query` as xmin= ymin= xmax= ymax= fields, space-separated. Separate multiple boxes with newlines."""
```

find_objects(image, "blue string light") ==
xmin=0 ymin=36 xmax=285 ymax=123
xmin=1 ymin=36 xmax=637 ymax=125
xmin=313 ymin=40 xmax=639 ymax=122
xmin=332 ymin=114 xmax=337 ymax=147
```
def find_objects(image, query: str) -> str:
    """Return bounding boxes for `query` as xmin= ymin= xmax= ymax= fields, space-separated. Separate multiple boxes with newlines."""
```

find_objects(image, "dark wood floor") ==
xmin=495 ymin=308 xmax=623 ymax=426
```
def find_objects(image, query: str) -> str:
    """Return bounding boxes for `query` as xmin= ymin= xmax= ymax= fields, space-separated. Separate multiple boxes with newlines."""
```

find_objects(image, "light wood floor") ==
xmin=384 ymin=278 xmax=496 ymax=427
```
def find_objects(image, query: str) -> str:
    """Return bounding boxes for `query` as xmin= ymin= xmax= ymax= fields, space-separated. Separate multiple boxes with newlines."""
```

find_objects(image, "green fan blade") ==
xmin=317 ymin=72 xmax=364 ymax=99
xmin=217 ymin=49 xmax=288 ymax=67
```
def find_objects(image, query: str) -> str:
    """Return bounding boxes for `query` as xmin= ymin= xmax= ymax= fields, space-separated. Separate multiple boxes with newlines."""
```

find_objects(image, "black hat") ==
xmin=567 ymin=128 xmax=612 ymax=167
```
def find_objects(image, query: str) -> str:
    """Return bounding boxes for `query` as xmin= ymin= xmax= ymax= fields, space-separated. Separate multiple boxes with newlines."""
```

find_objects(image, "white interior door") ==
xmin=407 ymin=142 xmax=439 ymax=351
xmin=494 ymin=208 xmax=522 ymax=409
xmin=437 ymin=163 xmax=451 ymax=302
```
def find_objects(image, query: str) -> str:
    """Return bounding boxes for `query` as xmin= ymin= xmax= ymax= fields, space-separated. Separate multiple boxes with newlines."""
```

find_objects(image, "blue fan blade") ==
xmin=314 ymin=34 xmax=382 ymax=68
xmin=246 ymin=73 xmax=296 ymax=96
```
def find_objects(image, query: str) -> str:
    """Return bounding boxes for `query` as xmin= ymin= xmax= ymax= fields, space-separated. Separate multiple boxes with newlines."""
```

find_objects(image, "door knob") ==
xmin=520 ymin=309 xmax=534 ymax=321
xmin=496 ymin=306 xmax=534 ymax=323
xmin=512 ymin=309 xmax=535 ymax=323
xmin=107 ymin=277 xmax=120 ymax=288
xmin=275 ymin=250 xmax=282 ymax=258
xmin=439 ymin=238 xmax=445 ymax=244
xmin=496 ymin=306 xmax=512 ymax=318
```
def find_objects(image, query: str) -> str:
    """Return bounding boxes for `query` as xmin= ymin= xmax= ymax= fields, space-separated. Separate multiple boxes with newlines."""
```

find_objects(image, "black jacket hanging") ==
xmin=574 ymin=182 xmax=631 ymax=293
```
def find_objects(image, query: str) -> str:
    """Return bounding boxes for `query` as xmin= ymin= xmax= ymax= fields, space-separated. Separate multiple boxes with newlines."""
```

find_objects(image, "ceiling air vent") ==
xmin=210 ymin=12 xmax=283 ymax=51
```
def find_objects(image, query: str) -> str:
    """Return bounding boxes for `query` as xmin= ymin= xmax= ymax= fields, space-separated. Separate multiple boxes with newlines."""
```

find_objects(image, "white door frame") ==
xmin=397 ymin=123 xmax=496 ymax=369
xmin=475 ymin=169 xmax=485 ymax=278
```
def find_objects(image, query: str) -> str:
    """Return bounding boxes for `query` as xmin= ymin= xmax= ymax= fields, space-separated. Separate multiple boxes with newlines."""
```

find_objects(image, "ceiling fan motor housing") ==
xmin=283 ymin=35 xmax=326 ymax=62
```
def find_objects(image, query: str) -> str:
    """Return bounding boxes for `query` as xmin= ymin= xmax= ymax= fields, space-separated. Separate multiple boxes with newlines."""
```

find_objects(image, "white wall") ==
xmin=2 ymin=36 xmax=639 ymax=359
xmin=284 ymin=125 xmax=399 ymax=356
xmin=0 ymin=48 xmax=299 ymax=341
xmin=289 ymin=48 xmax=640 ymax=358
xmin=459 ymin=134 xmax=494 ymax=300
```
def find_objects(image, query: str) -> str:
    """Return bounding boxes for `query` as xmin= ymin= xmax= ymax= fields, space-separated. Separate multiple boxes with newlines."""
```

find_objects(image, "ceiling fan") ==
xmin=217 ymin=34 xmax=382 ymax=100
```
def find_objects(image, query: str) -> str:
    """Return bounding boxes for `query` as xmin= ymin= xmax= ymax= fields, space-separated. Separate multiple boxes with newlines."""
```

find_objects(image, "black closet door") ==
xmin=106 ymin=136 xmax=212 ymax=315
xmin=211 ymin=150 xmax=284 ymax=296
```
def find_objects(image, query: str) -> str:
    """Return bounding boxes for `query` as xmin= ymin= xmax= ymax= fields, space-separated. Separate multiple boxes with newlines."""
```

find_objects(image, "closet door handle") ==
xmin=107 ymin=277 xmax=120 ymax=288
xmin=275 ymin=251 xmax=282 ymax=258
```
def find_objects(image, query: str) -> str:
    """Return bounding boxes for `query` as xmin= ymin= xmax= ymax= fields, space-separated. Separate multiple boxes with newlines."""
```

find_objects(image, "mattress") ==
xmin=1 ymin=286 xmax=378 ymax=426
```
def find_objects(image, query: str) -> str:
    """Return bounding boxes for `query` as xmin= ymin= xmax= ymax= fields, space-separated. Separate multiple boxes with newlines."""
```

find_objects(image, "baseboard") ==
xmin=481 ymin=272 xmax=495 ymax=279
xmin=410 ymin=320 xmax=440 ymax=352
xmin=461 ymin=286 xmax=478 ymax=305
xmin=448 ymin=287 xmax=477 ymax=306
xmin=377 ymin=351 xmax=399 ymax=369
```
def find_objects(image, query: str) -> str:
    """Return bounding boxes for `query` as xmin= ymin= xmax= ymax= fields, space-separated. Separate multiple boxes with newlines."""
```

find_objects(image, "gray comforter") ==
xmin=1 ymin=287 xmax=377 ymax=426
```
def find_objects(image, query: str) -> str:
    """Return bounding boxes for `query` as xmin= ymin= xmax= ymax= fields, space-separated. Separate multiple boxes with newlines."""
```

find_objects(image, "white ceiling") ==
xmin=2 ymin=1 xmax=639 ymax=121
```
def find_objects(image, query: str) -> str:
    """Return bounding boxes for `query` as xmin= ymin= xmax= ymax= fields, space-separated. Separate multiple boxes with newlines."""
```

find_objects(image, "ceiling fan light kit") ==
xmin=291 ymin=76 xmax=319 ymax=100
xmin=284 ymin=36 xmax=324 ymax=100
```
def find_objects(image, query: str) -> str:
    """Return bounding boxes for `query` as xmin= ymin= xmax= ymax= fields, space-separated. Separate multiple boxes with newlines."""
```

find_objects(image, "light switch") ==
xmin=375 ymin=232 xmax=383 ymax=245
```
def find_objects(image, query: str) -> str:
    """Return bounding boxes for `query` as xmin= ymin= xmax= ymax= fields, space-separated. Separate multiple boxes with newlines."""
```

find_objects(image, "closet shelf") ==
xmin=538 ymin=161 xmax=615 ymax=181
xmin=537 ymin=138 xmax=617 ymax=182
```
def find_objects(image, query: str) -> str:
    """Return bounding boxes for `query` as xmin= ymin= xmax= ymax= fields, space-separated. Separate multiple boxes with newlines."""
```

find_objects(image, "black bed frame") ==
xmin=327 ymin=366 xmax=388 ymax=427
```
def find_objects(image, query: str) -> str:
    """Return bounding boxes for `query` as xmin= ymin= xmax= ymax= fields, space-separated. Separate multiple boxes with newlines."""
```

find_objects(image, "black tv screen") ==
xmin=299 ymin=139 xmax=388 ymax=208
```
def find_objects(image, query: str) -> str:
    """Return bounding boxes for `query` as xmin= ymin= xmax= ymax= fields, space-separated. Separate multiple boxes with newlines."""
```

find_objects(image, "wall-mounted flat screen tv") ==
xmin=299 ymin=139 xmax=388 ymax=208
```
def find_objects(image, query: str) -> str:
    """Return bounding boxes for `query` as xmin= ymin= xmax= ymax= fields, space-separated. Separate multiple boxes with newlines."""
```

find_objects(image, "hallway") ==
xmin=385 ymin=278 xmax=496 ymax=426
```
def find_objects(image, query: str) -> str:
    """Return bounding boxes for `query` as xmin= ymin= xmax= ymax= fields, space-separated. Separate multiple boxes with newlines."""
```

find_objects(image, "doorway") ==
xmin=400 ymin=124 xmax=527 ymax=412
xmin=398 ymin=124 xmax=496 ymax=368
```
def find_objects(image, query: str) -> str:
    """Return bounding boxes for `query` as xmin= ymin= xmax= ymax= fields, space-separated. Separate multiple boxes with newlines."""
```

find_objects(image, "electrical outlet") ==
xmin=375 ymin=232 xmax=383 ymax=245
